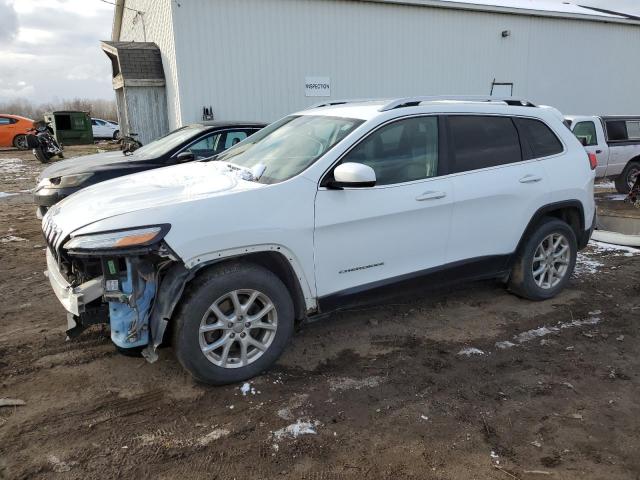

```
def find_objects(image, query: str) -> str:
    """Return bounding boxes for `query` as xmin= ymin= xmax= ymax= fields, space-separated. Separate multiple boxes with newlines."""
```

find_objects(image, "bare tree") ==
xmin=0 ymin=97 xmax=117 ymax=122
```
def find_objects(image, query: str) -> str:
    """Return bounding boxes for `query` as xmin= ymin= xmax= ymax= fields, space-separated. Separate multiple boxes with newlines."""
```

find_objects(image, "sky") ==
xmin=0 ymin=0 xmax=639 ymax=104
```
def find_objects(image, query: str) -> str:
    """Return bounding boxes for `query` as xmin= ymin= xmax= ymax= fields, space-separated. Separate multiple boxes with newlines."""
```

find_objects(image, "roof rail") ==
xmin=379 ymin=96 xmax=537 ymax=112
xmin=311 ymin=98 xmax=382 ymax=109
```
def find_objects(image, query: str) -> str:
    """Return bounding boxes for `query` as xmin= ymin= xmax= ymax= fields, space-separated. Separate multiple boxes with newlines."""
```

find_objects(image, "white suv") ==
xmin=43 ymin=96 xmax=596 ymax=384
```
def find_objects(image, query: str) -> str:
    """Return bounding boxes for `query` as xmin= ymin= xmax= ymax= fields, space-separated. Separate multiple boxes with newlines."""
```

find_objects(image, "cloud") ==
xmin=0 ymin=0 xmax=19 ymax=45
xmin=0 ymin=0 xmax=113 ymax=103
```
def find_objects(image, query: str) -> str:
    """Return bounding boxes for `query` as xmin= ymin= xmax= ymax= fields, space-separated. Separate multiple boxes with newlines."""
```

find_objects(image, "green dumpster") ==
xmin=44 ymin=111 xmax=94 ymax=145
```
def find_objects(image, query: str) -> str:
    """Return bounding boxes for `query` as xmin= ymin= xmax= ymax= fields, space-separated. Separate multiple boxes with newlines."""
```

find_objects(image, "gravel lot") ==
xmin=1 ymin=148 xmax=639 ymax=480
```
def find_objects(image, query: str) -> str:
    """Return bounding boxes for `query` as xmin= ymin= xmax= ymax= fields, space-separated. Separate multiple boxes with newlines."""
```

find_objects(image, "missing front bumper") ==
xmin=45 ymin=248 xmax=104 ymax=316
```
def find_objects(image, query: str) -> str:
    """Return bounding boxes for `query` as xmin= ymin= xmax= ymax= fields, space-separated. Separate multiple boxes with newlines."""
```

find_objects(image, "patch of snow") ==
xmin=0 ymin=235 xmax=27 ymax=243
xmin=457 ymin=347 xmax=485 ymax=357
xmin=0 ymin=192 xmax=17 ymax=199
xmin=594 ymin=181 xmax=615 ymax=189
xmin=590 ymin=241 xmax=640 ymax=256
xmin=490 ymin=450 xmax=500 ymax=465
xmin=328 ymin=376 xmax=383 ymax=391
xmin=497 ymin=315 xmax=601 ymax=349
xmin=604 ymin=194 xmax=627 ymax=201
xmin=420 ymin=415 xmax=429 ymax=421
xmin=197 ymin=428 xmax=230 ymax=446
xmin=495 ymin=341 xmax=516 ymax=350
xmin=574 ymin=253 xmax=604 ymax=276
xmin=272 ymin=419 xmax=319 ymax=441
xmin=514 ymin=326 xmax=555 ymax=344
xmin=240 ymin=383 xmax=256 ymax=396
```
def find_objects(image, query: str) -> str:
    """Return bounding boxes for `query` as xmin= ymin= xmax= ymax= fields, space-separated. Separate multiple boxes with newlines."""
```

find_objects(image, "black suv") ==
xmin=33 ymin=121 xmax=266 ymax=217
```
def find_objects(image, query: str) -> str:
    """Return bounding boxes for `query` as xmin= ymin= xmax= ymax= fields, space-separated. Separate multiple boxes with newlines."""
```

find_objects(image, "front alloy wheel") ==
xmin=199 ymin=289 xmax=278 ymax=368
xmin=172 ymin=262 xmax=294 ymax=385
xmin=531 ymin=234 xmax=571 ymax=289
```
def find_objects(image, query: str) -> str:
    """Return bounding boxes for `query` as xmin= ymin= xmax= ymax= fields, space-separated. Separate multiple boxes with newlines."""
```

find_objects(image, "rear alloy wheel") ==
xmin=615 ymin=161 xmax=640 ymax=194
xmin=508 ymin=218 xmax=577 ymax=300
xmin=172 ymin=262 xmax=294 ymax=385
xmin=13 ymin=135 xmax=28 ymax=150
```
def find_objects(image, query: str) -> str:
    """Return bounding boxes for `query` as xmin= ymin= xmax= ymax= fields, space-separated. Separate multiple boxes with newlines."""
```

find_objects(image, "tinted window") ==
xmin=627 ymin=121 xmax=640 ymax=140
xmin=341 ymin=116 xmax=439 ymax=186
xmin=184 ymin=133 xmax=223 ymax=158
xmin=514 ymin=118 xmax=564 ymax=158
xmin=572 ymin=121 xmax=598 ymax=146
xmin=0 ymin=117 xmax=11 ymax=125
xmin=224 ymin=131 xmax=248 ymax=149
xmin=449 ymin=116 xmax=521 ymax=173
xmin=606 ymin=121 xmax=628 ymax=141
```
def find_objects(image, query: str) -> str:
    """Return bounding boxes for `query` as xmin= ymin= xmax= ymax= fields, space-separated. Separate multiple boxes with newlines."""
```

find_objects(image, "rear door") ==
xmin=314 ymin=115 xmax=454 ymax=298
xmin=445 ymin=115 xmax=549 ymax=266
xmin=572 ymin=118 xmax=608 ymax=177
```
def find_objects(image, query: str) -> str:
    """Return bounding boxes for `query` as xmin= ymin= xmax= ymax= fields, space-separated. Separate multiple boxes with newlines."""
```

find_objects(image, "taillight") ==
xmin=588 ymin=152 xmax=598 ymax=170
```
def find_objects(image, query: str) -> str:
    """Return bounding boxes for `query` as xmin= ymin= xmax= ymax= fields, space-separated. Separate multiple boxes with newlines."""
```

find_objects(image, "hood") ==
xmin=39 ymin=150 xmax=145 ymax=179
xmin=44 ymin=162 xmax=263 ymax=245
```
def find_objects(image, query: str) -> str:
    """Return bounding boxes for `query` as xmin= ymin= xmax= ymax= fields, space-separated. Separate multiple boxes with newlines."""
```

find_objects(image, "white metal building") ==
xmin=104 ymin=0 xmax=640 ymax=143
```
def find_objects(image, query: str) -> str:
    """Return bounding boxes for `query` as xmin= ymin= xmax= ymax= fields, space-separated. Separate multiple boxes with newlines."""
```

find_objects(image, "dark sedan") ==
xmin=34 ymin=121 xmax=266 ymax=217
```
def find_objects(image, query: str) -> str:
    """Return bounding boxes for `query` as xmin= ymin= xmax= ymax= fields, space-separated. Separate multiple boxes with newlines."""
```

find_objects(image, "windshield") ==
xmin=214 ymin=115 xmax=363 ymax=184
xmin=133 ymin=126 xmax=205 ymax=160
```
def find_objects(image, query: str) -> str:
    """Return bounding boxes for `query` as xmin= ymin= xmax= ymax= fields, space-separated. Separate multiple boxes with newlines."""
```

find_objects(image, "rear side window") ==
xmin=627 ymin=121 xmax=640 ymax=140
xmin=0 ymin=117 xmax=12 ymax=125
xmin=448 ymin=116 xmax=521 ymax=173
xmin=606 ymin=121 xmax=628 ymax=141
xmin=514 ymin=118 xmax=563 ymax=159
xmin=572 ymin=121 xmax=598 ymax=146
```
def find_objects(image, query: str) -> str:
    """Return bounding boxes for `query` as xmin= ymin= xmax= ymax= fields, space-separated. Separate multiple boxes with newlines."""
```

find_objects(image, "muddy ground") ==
xmin=1 ymin=147 xmax=639 ymax=480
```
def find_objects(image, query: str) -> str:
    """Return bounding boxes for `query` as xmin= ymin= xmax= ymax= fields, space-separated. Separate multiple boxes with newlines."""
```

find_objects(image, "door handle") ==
xmin=596 ymin=150 xmax=603 ymax=154
xmin=416 ymin=191 xmax=447 ymax=201
xmin=519 ymin=175 xmax=542 ymax=184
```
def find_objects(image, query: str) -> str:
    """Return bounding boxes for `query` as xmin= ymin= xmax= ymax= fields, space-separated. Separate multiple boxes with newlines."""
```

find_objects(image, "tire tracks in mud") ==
xmin=0 ymin=330 xmax=115 ymax=378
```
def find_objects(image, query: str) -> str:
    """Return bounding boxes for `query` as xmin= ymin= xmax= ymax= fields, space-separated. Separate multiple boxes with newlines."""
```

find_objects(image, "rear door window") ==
xmin=572 ymin=121 xmax=598 ymax=146
xmin=514 ymin=118 xmax=564 ymax=159
xmin=448 ymin=115 xmax=521 ymax=173
xmin=224 ymin=131 xmax=249 ymax=149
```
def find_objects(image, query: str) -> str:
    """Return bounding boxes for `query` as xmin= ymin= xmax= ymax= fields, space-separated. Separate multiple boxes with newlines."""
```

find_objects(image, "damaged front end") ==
xmin=43 ymin=220 xmax=189 ymax=361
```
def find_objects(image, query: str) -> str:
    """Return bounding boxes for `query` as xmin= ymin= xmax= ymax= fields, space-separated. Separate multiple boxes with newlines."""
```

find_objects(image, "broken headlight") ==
xmin=63 ymin=225 xmax=170 ymax=251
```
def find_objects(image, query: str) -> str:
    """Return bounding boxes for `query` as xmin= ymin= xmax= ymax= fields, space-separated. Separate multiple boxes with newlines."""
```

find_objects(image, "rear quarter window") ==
xmin=448 ymin=115 xmax=522 ymax=173
xmin=606 ymin=121 xmax=628 ymax=142
xmin=514 ymin=118 xmax=563 ymax=159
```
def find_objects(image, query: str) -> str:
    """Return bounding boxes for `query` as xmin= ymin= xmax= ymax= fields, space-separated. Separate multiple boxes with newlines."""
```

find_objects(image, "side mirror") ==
xmin=176 ymin=151 xmax=195 ymax=163
xmin=330 ymin=162 xmax=376 ymax=188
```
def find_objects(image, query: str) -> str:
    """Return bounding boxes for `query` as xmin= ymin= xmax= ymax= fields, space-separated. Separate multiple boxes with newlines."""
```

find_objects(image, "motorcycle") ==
xmin=118 ymin=132 xmax=143 ymax=155
xmin=27 ymin=121 xmax=64 ymax=163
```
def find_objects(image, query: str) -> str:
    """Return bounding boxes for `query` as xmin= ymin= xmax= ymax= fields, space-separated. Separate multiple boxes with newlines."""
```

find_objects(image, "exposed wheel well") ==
xmin=516 ymin=202 xmax=584 ymax=255
xmin=192 ymin=252 xmax=307 ymax=322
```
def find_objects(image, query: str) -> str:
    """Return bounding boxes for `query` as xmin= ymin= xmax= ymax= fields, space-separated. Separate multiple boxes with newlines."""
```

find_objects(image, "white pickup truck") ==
xmin=565 ymin=116 xmax=640 ymax=193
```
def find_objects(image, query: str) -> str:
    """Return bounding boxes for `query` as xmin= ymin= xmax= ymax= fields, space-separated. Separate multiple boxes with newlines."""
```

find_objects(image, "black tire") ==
xmin=13 ymin=134 xmax=28 ymax=150
xmin=615 ymin=161 xmax=640 ymax=194
xmin=508 ymin=218 xmax=577 ymax=301
xmin=172 ymin=262 xmax=294 ymax=385
xmin=33 ymin=147 xmax=51 ymax=164
xmin=113 ymin=130 xmax=120 ymax=140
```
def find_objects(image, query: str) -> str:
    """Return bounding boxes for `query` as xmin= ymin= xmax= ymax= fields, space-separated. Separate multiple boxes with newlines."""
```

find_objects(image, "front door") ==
xmin=314 ymin=116 xmax=453 ymax=299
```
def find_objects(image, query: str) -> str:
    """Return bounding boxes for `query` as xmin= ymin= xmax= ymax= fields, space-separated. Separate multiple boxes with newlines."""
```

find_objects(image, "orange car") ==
xmin=0 ymin=114 xmax=35 ymax=150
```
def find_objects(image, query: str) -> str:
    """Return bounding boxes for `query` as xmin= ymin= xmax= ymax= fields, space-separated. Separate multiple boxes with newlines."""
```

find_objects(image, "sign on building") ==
xmin=305 ymin=77 xmax=331 ymax=97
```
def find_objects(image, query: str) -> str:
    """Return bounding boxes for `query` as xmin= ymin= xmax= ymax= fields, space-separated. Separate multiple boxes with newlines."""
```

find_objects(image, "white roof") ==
xmin=369 ymin=0 xmax=639 ymax=23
